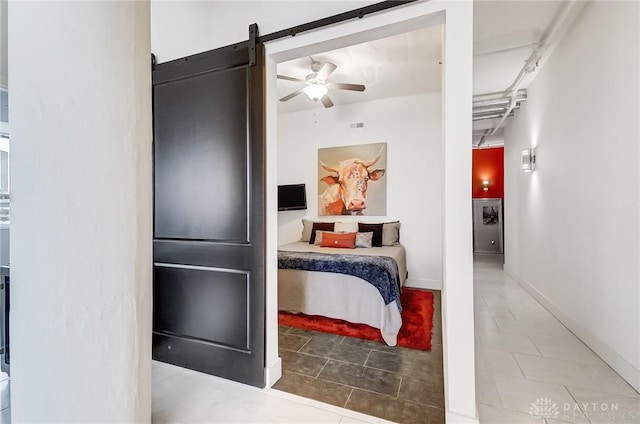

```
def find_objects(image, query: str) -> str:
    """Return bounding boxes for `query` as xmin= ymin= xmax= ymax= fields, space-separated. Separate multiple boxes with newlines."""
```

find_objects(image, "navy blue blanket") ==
xmin=278 ymin=250 xmax=402 ymax=311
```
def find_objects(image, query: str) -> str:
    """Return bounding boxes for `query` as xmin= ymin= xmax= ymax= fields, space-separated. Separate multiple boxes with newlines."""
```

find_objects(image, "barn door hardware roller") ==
xmin=249 ymin=23 xmax=259 ymax=66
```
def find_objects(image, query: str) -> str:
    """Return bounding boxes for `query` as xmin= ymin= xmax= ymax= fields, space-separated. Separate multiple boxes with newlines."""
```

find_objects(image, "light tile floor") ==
xmin=153 ymin=360 xmax=397 ymax=424
xmin=474 ymin=254 xmax=640 ymax=424
xmin=0 ymin=372 xmax=9 ymax=424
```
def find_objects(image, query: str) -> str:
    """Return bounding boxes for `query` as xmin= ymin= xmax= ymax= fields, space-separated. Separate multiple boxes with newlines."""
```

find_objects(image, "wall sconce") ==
xmin=482 ymin=180 xmax=490 ymax=192
xmin=522 ymin=148 xmax=536 ymax=172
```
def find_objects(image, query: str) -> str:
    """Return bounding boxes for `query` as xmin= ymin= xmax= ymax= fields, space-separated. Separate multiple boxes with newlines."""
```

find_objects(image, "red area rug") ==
xmin=279 ymin=288 xmax=434 ymax=350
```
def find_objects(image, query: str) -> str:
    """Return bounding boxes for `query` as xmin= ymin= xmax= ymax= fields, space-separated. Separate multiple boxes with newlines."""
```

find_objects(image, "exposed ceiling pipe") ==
xmin=474 ymin=103 xmax=522 ymax=113
xmin=476 ymin=0 xmax=582 ymax=148
xmin=475 ymin=106 xmax=511 ymax=114
xmin=479 ymin=49 xmax=539 ymax=138
xmin=476 ymin=50 xmax=537 ymax=148
xmin=473 ymin=129 xmax=493 ymax=148
xmin=473 ymin=92 xmax=526 ymax=108
xmin=473 ymin=111 xmax=516 ymax=122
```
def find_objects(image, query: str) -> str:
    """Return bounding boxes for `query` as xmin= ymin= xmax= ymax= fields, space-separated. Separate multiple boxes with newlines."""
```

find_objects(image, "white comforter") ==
xmin=278 ymin=242 xmax=407 ymax=346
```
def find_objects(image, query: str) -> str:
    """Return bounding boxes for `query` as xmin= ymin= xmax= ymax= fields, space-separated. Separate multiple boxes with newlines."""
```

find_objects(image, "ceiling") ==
xmin=1 ymin=1 xmax=581 ymax=141
xmin=276 ymin=25 xmax=443 ymax=115
xmin=277 ymin=0 xmax=580 ymax=147
xmin=473 ymin=0 xmax=564 ymax=94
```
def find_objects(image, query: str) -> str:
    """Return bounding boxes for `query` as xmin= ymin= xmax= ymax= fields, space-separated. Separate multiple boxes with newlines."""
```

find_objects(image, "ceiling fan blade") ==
xmin=277 ymin=74 xmax=305 ymax=83
xmin=316 ymin=62 xmax=337 ymax=80
xmin=321 ymin=94 xmax=334 ymax=108
xmin=327 ymin=82 xmax=366 ymax=92
xmin=280 ymin=89 xmax=304 ymax=102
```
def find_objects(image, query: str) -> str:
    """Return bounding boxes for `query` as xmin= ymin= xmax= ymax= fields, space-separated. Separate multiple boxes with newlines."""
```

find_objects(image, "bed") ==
xmin=278 ymin=240 xmax=407 ymax=346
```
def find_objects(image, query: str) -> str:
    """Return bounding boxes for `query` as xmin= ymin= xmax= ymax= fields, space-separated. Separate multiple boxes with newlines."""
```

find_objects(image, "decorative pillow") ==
xmin=301 ymin=219 xmax=314 ymax=242
xmin=309 ymin=222 xmax=334 ymax=244
xmin=382 ymin=221 xmax=401 ymax=246
xmin=315 ymin=229 xmax=358 ymax=245
xmin=357 ymin=223 xmax=383 ymax=247
xmin=320 ymin=231 xmax=357 ymax=249
xmin=334 ymin=221 xmax=359 ymax=233
xmin=355 ymin=232 xmax=374 ymax=248
xmin=313 ymin=230 xmax=325 ymax=245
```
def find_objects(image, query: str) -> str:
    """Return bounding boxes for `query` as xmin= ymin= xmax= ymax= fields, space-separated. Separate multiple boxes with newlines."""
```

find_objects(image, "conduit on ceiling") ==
xmin=473 ymin=0 xmax=585 ymax=148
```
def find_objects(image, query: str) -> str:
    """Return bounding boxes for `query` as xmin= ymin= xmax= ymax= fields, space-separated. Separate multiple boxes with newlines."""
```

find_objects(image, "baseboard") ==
xmin=503 ymin=264 xmax=515 ymax=278
xmin=265 ymin=357 xmax=282 ymax=388
xmin=507 ymin=270 xmax=640 ymax=393
xmin=446 ymin=410 xmax=479 ymax=424
xmin=405 ymin=277 xmax=441 ymax=290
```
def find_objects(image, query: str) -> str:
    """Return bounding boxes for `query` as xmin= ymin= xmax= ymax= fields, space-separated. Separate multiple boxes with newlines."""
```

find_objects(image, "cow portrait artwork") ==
xmin=318 ymin=143 xmax=387 ymax=216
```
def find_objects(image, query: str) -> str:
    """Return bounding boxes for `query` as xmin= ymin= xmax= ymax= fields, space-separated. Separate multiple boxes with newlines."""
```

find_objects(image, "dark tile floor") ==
xmin=274 ymin=289 xmax=444 ymax=424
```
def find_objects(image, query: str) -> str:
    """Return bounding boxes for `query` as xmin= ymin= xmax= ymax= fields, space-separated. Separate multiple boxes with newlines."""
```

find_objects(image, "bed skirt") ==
xmin=278 ymin=268 xmax=402 ymax=346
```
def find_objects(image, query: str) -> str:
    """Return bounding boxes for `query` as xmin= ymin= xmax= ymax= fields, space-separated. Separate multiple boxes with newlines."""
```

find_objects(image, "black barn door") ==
xmin=152 ymin=40 xmax=266 ymax=387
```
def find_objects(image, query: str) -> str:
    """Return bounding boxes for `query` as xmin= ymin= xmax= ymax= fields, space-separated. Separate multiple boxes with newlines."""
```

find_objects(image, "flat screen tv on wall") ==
xmin=278 ymin=184 xmax=307 ymax=211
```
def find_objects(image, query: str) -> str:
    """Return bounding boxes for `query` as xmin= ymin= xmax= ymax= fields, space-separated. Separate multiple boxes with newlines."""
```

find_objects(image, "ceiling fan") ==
xmin=278 ymin=59 xmax=366 ymax=108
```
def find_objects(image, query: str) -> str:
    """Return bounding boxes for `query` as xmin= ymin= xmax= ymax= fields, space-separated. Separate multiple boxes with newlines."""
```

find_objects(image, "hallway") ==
xmin=473 ymin=254 xmax=639 ymax=423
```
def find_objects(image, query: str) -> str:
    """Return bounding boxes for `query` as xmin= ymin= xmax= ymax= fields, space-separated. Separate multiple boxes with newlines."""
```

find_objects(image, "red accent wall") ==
xmin=472 ymin=147 xmax=504 ymax=198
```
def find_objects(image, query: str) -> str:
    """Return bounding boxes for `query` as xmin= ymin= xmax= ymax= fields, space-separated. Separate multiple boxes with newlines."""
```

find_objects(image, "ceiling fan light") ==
xmin=303 ymin=83 xmax=328 ymax=101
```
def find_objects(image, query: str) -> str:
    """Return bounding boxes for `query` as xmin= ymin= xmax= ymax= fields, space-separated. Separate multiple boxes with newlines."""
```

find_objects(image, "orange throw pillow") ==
xmin=320 ymin=231 xmax=357 ymax=249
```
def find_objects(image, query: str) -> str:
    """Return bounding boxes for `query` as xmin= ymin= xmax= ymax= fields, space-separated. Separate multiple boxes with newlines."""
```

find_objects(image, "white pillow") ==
xmin=314 ymin=230 xmax=334 ymax=246
xmin=382 ymin=221 xmax=401 ymax=246
xmin=356 ymin=232 xmax=374 ymax=248
xmin=301 ymin=219 xmax=313 ymax=242
xmin=334 ymin=221 xmax=359 ymax=233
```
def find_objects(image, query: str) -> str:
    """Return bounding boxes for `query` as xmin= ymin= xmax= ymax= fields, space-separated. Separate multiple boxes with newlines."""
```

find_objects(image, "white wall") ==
xmin=9 ymin=2 xmax=152 ymax=421
xmin=504 ymin=1 xmax=640 ymax=391
xmin=151 ymin=0 xmax=377 ymax=63
xmin=0 ymin=0 xmax=7 ymax=88
xmin=278 ymin=93 xmax=442 ymax=289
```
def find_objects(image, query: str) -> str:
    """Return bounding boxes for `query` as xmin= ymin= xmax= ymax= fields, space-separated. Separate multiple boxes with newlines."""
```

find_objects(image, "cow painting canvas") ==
xmin=318 ymin=143 xmax=387 ymax=216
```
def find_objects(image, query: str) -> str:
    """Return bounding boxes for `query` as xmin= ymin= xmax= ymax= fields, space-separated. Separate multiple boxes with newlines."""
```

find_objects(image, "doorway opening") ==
xmin=264 ymin=2 xmax=476 ymax=422
xmin=272 ymin=26 xmax=446 ymax=422
xmin=471 ymin=146 xmax=505 ymax=260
